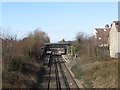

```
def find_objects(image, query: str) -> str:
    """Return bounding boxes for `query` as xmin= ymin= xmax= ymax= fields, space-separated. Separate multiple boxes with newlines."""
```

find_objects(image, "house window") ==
xmin=116 ymin=23 xmax=119 ymax=25
xmin=104 ymin=29 xmax=106 ymax=31
xmin=98 ymin=37 xmax=101 ymax=40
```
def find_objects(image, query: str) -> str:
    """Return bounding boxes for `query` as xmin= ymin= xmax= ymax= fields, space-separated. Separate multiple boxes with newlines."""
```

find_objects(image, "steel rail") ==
xmin=60 ymin=56 xmax=79 ymax=89
xmin=55 ymin=58 xmax=61 ymax=90
xmin=47 ymin=55 xmax=52 ymax=90
xmin=58 ymin=58 xmax=70 ymax=90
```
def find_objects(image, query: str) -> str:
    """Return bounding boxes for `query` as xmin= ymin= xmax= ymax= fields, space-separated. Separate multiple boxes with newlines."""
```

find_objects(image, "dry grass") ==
xmin=71 ymin=59 xmax=118 ymax=88
xmin=70 ymin=32 xmax=119 ymax=88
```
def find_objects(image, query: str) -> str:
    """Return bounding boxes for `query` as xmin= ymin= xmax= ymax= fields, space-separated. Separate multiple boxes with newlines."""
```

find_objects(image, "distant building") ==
xmin=94 ymin=25 xmax=111 ymax=47
xmin=109 ymin=21 xmax=120 ymax=58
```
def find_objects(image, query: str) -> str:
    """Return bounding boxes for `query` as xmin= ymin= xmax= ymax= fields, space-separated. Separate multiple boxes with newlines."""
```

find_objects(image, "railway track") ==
xmin=58 ymin=58 xmax=70 ymax=90
xmin=59 ymin=56 xmax=79 ymax=89
xmin=55 ymin=58 xmax=61 ymax=90
xmin=47 ymin=55 xmax=52 ymax=90
xmin=47 ymin=55 xmax=79 ymax=90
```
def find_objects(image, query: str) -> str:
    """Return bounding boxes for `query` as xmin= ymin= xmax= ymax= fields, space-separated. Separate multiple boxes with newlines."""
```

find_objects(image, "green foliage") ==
xmin=71 ymin=45 xmax=76 ymax=57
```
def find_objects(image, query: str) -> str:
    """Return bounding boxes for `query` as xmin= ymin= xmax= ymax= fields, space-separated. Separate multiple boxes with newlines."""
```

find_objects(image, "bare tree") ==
xmin=76 ymin=32 xmax=84 ymax=43
xmin=23 ymin=29 xmax=50 ymax=58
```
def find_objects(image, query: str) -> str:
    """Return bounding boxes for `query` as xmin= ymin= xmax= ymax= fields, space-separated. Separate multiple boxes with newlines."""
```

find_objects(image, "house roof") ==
xmin=95 ymin=28 xmax=111 ymax=33
xmin=95 ymin=28 xmax=104 ymax=30
xmin=113 ymin=21 xmax=120 ymax=23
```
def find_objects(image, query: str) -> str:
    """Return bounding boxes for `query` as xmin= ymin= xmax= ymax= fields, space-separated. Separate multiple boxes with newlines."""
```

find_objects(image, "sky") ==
xmin=1 ymin=2 xmax=118 ymax=42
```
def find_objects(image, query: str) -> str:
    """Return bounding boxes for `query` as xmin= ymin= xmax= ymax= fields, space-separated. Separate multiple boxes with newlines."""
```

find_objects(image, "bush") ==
xmin=71 ymin=65 xmax=83 ymax=79
xmin=3 ymin=54 xmax=29 ymax=72
xmin=2 ymin=29 xmax=50 ymax=88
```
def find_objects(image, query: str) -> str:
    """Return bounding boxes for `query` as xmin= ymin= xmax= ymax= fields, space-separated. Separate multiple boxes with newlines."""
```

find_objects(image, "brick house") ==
xmin=109 ymin=21 xmax=120 ymax=58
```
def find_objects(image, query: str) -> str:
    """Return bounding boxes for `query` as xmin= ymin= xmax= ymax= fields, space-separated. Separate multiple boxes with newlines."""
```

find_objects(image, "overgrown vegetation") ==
xmin=71 ymin=65 xmax=83 ymax=79
xmin=71 ymin=32 xmax=118 ymax=88
xmin=1 ymin=28 xmax=50 ymax=88
xmin=73 ymin=32 xmax=110 ymax=61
